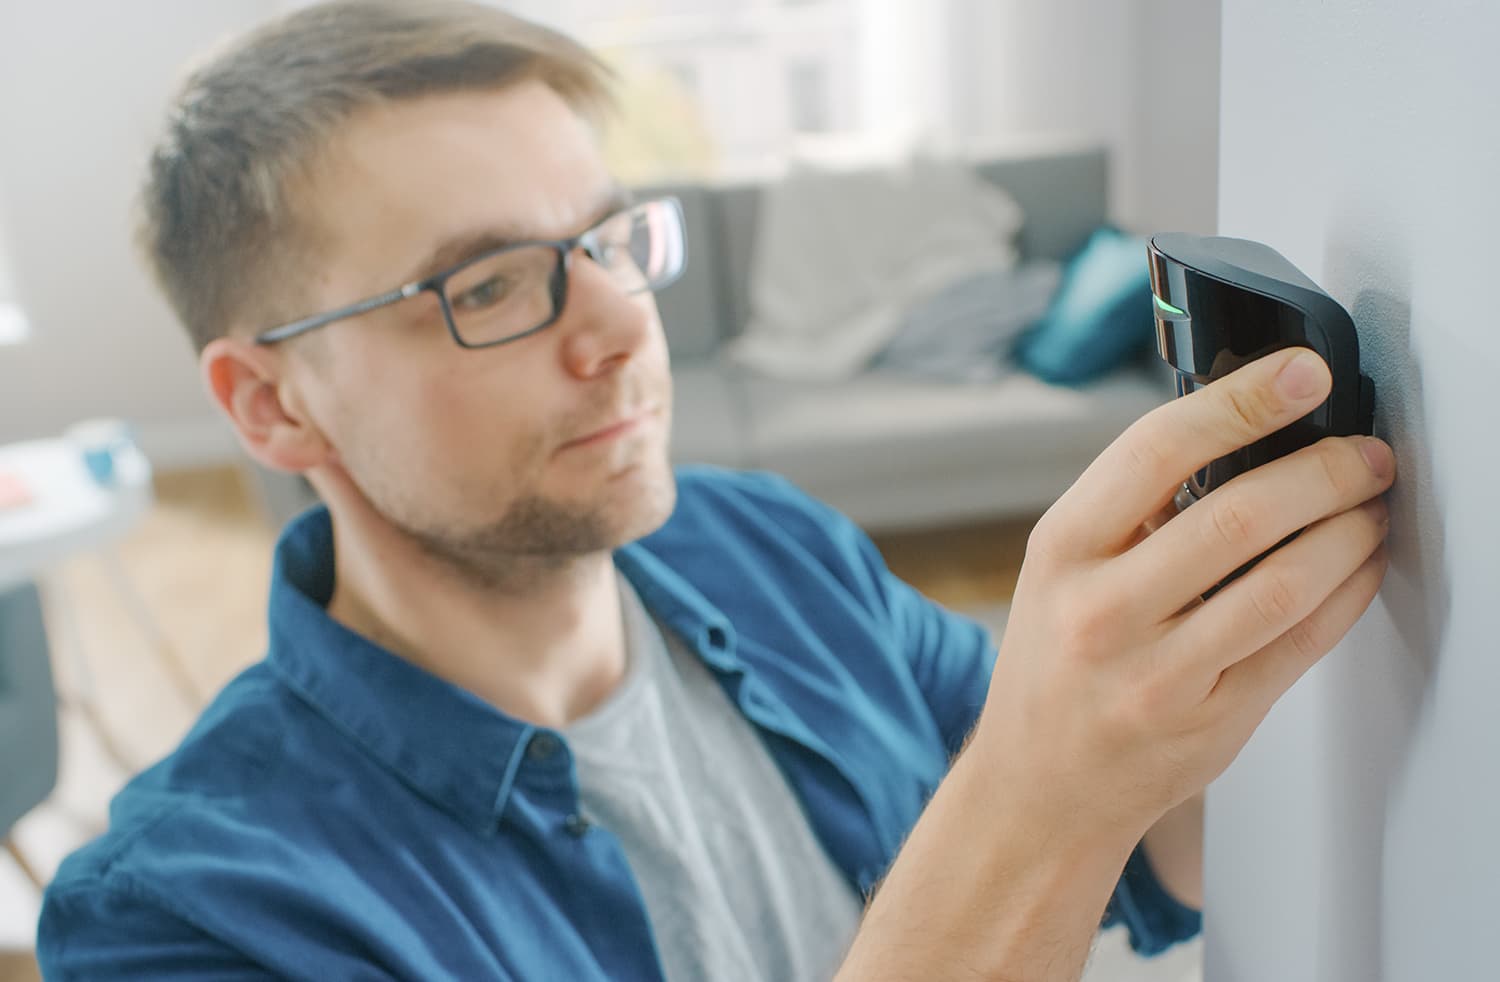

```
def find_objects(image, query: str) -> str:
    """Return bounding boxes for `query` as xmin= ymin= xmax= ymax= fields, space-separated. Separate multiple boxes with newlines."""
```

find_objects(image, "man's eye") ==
xmin=452 ymin=275 xmax=510 ymax=311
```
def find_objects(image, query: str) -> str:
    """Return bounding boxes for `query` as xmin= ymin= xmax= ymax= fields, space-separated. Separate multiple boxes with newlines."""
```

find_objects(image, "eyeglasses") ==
xmin=254 ymin=196 xmax=687 ymax=349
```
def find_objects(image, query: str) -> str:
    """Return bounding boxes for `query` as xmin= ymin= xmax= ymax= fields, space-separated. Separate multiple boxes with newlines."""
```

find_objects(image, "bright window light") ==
xmin=0 ymin=302 xmax=30 ymax=345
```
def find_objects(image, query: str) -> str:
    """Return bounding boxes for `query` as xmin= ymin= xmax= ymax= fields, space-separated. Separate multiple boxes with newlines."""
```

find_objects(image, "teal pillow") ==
xmin=1014 ymin=225 xmax=1155 ymax=384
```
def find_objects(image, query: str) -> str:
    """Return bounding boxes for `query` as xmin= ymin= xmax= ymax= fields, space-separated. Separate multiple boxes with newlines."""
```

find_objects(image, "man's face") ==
xmin=284 ymin=81 xmax=676 ymax=571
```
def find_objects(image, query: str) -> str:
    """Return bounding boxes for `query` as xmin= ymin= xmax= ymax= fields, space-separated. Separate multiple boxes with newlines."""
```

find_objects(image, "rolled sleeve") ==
xmin=1102 ymin=841 xmax=1204 ymax=955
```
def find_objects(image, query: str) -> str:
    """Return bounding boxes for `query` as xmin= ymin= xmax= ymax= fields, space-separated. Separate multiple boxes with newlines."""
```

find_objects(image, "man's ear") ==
xmin=201 ymin=336 xmax=333 ymax=474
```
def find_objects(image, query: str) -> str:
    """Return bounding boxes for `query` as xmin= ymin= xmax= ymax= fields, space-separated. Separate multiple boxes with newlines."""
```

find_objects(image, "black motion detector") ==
xmin=1147 ymin=234 xmax=1376 ymax=591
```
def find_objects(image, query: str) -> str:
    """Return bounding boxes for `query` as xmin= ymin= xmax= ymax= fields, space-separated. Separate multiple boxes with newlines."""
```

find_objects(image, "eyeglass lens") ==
xmin=443 ymin=198 xmax=684 ymax=346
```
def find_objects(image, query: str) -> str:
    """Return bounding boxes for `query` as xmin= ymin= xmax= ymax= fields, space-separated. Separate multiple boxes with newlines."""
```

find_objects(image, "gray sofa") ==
xmin=638 ymin=145 xmax=1169 ymax=530
xmin=249 ymin=145 xmax=1170 ymax=532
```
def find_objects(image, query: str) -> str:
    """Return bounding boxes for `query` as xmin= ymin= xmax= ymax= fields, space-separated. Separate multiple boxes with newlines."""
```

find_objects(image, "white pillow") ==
xmin=729 ymin=154 xmax=1025 ymax=381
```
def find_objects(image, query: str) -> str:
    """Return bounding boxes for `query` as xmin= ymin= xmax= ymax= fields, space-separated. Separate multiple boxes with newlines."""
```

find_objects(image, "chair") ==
xmin=0 ymin=581 xmax=59 ymax=888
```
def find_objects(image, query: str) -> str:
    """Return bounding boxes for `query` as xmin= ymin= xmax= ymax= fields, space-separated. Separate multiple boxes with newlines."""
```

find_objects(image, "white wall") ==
xmin=949 ymin=0 xmax=1220 ymax=237
xmin=0 ymin=214 xmax=17 ymax=301
xmin=0 ymin=0 xmax=272 ymax=463
xmin=1206 ymin=2 xmax=1500 ymax=980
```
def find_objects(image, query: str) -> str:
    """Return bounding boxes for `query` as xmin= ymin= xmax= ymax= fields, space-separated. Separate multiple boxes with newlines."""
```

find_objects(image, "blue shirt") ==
xmin=38 ymin=467 xmax=1199 ymax=979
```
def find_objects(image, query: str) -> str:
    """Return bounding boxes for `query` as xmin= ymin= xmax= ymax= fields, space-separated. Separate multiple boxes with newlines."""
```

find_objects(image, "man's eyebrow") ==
xmin=405 ymin=185 xmax=634 ymax=284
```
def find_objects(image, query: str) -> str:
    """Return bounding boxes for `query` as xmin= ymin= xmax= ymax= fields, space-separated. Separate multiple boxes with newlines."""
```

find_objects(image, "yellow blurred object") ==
xmin=597 ymin=50 xmax=720 ymax=185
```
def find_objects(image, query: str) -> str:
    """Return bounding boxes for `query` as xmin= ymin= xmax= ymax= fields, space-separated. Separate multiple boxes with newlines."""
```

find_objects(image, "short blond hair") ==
xmin=140 ymin=0 xmax=614 ymax=352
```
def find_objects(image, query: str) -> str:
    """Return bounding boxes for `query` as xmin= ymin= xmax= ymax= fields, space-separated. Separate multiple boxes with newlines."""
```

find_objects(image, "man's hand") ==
xmin=838 ymin=348 xmax=1393 ymax=981
xmin=972 ymin=347 xmax=1393 ymax=846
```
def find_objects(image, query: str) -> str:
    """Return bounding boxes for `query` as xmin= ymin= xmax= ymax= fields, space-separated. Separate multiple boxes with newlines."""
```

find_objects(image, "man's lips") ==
xmin=559 ymin=406 xmax=658 ymax=451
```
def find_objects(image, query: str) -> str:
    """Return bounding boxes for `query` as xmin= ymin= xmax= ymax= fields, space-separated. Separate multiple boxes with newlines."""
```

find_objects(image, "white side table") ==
xmin=0 ymin=434 xmax=153 ymax=593
xmin=0 ymin=427 xmax=201 ymax=773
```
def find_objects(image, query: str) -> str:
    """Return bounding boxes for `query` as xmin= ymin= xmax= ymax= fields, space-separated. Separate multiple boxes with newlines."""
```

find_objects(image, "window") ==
xmin=0 ymin=229 xmax=28 ymax=346
xmin=274 ymin=0 xmax=959 ymax=182
xmin=499 ymin=0 xmax=955 ymax=182
xmin=786 ymin=58 xmax=831 ymax=133
xmin=663 ymin=60 xmax=700 ymax=101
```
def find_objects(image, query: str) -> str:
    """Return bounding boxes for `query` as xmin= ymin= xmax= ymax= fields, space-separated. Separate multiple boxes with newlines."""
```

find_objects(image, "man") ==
xmin=38 ymin=2 xmax=1395 ymax=979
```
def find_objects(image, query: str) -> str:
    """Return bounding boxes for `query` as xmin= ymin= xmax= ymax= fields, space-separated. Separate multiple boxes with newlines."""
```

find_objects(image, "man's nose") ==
xmin=555 ymin=247 xmax=656 ymax=380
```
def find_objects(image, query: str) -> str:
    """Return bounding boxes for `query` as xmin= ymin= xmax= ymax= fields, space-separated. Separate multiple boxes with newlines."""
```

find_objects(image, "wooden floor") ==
xmin=0 ymin=466 xmax=1032 ymax=976
xmin=0 ymin=953 xmax=37 ymax=982
xmin=872 ymin=515 xmax=1034 ymax=610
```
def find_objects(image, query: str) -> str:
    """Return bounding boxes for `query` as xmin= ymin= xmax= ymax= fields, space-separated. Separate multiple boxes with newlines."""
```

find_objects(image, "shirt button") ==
xmin=564 ymin=814 xmax=592 ymax=838
xmin=527 ymin=732 xmax=563 ymax=762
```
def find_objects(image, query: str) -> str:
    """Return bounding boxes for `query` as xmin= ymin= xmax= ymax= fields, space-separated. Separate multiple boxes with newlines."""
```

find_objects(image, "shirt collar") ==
xmin=264 ymin=505 xmax=739 ymax=834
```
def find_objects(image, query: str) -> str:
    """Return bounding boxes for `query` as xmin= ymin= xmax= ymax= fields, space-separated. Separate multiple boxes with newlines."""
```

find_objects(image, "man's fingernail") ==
xmin=1275 ymin=351 xmax=1327 ymax=401
xmin=1361 ymin=437 xmax=1394 ymax=479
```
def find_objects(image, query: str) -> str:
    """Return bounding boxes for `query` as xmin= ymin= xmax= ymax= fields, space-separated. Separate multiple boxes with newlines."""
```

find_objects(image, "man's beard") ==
xmin=375 ymin=456 xmax=675 ymax=593
xmin=406 ymin=492 xmax=617 ymax=587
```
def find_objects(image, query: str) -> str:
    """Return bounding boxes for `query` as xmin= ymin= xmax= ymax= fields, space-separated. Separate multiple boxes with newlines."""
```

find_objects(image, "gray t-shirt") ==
xmin=564 ymin=574 xmax=864 ymax=981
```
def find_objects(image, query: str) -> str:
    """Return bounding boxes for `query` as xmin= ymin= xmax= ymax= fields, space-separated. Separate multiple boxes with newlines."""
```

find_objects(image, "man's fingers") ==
xmin=1116 ymin=433 xmax=1395 ymax=618
xmin=1165 ymin=497 xmax=1388 ymax=684
xmin=1206 ymin=543 xmax=1389 ymax=722
xmin=1040 ymin=348 xmax=1332 ymax=559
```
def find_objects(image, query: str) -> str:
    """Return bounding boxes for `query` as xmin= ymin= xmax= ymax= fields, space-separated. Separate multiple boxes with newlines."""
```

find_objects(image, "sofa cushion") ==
xmin=972 ymin=147 xmax=1108 ymax=263
xmin=714 ymin=183 xmax=764 ymax=340
xmin=728 ymin=156 xmax=1025 ymax=381
xmin=1014 ymin=225 xmax=1157 ymax=385
xmin=635 ymin=184 xmax=724 ymax=360
xmin=671 ymin=147 xmax=1109 ymax=347
xmin=741 ymin=363 xmax=1169 ymax=526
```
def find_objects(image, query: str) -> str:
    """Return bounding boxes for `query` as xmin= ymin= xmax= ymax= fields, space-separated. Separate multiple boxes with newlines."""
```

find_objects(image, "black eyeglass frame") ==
xmin=253 ymin=195 xmax=686 ymax=349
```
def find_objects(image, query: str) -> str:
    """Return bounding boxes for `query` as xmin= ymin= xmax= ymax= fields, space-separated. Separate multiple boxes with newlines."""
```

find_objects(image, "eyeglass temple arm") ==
xmin=255 ymin=282 xmax=424 ymax=345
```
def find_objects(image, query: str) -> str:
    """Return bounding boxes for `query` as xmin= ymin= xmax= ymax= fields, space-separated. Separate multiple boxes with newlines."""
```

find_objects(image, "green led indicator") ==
xmin=1153 ymin=294 xmax=1188 ymax=317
